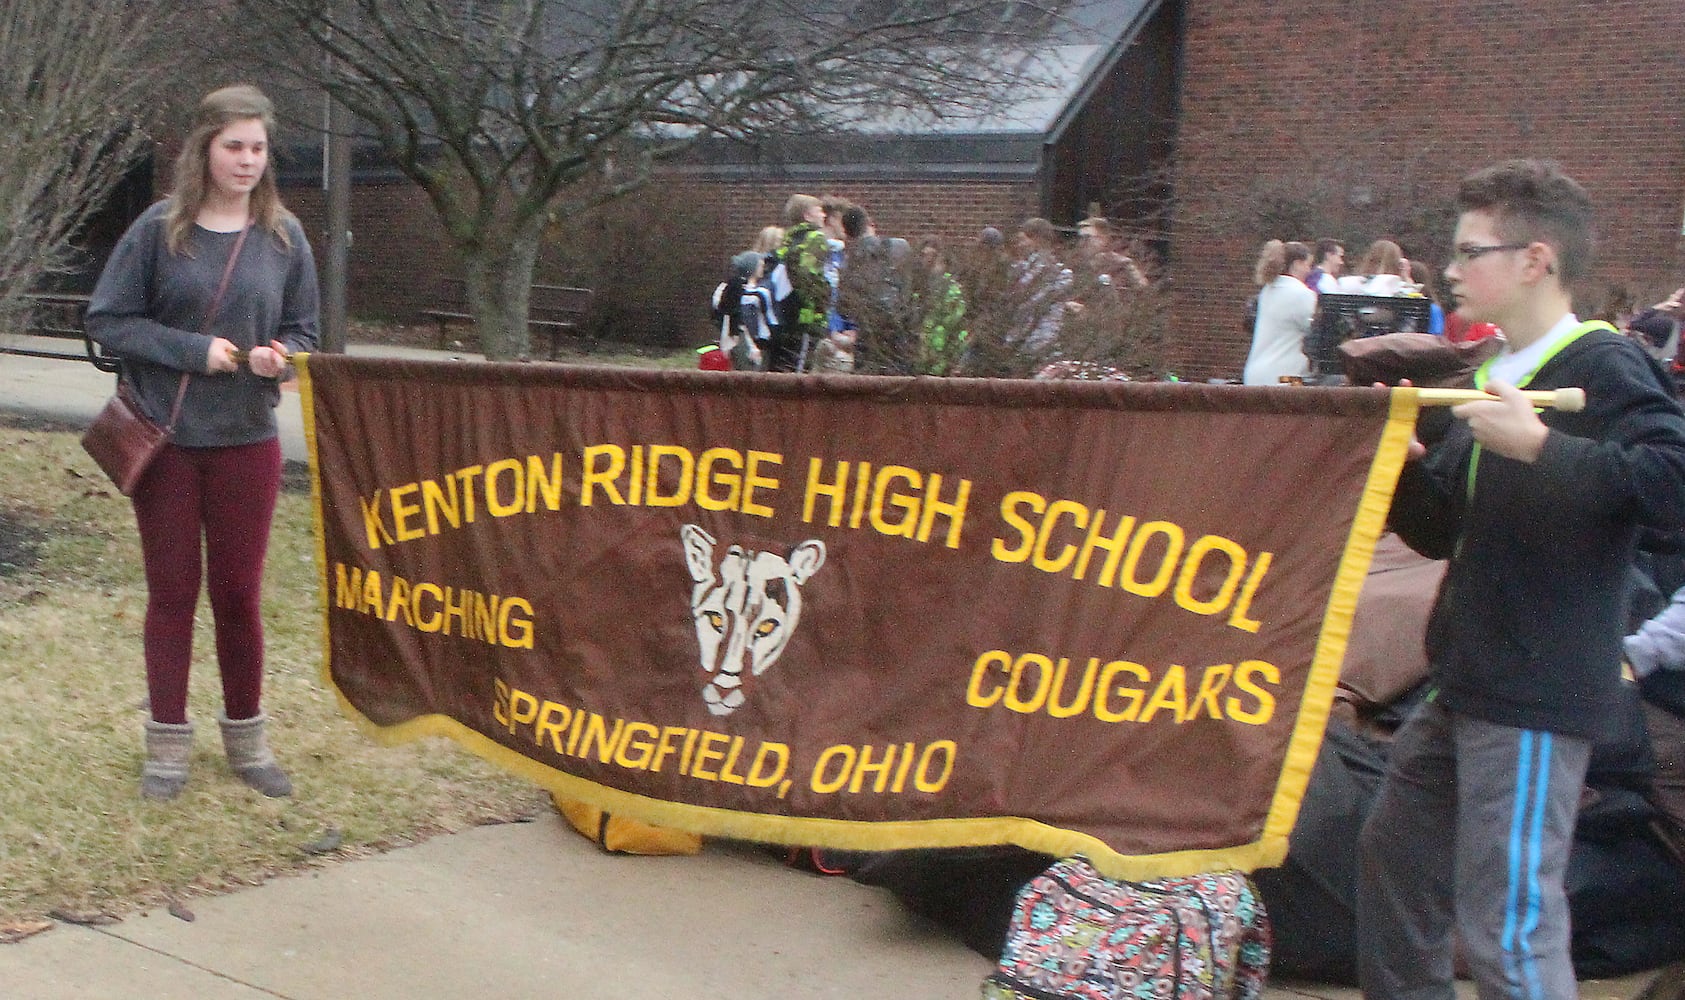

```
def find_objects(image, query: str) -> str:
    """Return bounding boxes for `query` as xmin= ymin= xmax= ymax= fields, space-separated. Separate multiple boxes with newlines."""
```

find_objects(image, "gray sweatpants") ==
xmin=1357 ymin=699 xmax=1591 ymax=1000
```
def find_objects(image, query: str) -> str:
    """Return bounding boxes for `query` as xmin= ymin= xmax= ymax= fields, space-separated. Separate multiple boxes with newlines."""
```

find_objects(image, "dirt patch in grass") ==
xmin=0 ymin=510 xmax=43 ymax=577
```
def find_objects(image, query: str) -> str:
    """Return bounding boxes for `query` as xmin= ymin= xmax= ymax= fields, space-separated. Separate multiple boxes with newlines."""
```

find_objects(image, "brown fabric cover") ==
xmin=1337 ymin=532 xmax=1444 ymax=711
xmin=1340 ymin=332 xmax=1502 ymax=388
xmin=1643 ymin=702 xmax=1685 ymax=859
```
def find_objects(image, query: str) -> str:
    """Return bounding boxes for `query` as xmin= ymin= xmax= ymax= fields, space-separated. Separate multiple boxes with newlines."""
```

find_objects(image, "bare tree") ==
xmin=223 ymin=0 xmax=1074 ymax=360
xmin=947 ymin=238 xmax=1169 ymax=379
xmin=1167 ymin=119 xmax=1460 ymax=266
xmin=0 ymin=1 xmax=174 ymax=332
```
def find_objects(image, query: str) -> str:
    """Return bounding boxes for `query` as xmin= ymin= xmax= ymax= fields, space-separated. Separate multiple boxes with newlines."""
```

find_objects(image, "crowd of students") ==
xmin=706 ymin=194 xmax=1155 ymax=379
xmin=705 ymin=193 xmax=911 ymax=374
xmin=1241 ymin=236 xmax=1481 ymax=386
xmin=1241 ymin=231 xmax=1685 ymax=389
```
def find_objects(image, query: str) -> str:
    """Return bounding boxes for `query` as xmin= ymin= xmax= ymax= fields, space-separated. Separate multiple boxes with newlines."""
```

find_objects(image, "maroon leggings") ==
xmin=132 ymin=438 xmax=282 ymax=724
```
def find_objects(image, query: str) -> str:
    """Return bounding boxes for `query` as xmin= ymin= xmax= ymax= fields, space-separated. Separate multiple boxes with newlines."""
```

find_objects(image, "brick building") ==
xmin=1170 ymin=0 xmax=1685 ymax=378
xmin=698 ymin=0 xmax=1685 ymax=379
xmin=74 ymin=0 xmax=1685 ymax=370
xmin=678 ymin=0 xmax=1178 ymax=252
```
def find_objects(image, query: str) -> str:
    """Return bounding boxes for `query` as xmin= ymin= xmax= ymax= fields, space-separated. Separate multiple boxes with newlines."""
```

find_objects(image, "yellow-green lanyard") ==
xmin=1464 ymin=320 xmax=1614 ymax=504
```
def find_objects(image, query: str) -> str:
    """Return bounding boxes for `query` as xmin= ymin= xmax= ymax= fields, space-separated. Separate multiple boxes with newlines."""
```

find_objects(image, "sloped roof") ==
xmin=682 ymin=0 xmax=1162 ymax=179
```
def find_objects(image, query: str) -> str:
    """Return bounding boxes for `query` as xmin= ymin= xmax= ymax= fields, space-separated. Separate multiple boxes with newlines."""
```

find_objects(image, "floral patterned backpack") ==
xmin=983 ymin=858 xmax=1271 ymax=1000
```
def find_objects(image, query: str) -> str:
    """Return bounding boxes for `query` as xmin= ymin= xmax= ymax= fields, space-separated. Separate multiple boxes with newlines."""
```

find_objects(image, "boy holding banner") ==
xmin=1358 ymin=160 xmax=1685 ymax=1000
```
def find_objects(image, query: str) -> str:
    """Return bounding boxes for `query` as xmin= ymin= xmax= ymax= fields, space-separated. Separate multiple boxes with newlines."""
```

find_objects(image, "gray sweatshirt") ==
xmin=1627 ymin=582 xmax=1685 ymax=678
xmin=86 ymin=200 xmax=320 ymax=448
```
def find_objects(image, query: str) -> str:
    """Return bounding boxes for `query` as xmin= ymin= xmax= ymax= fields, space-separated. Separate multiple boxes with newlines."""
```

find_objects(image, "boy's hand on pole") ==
xmin=1451 ymin=381 xmax=1550 ymax=462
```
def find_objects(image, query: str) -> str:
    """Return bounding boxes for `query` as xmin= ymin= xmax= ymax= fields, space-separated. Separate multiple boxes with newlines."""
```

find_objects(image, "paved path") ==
xmin=0 ymin=812 xmax=1002 ymax=999
xmin=0 ymin=340 xmax=483 ymax=460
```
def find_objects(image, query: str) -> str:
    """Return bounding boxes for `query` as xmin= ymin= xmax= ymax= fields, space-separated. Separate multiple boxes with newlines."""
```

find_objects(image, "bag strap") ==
xmin=1463 ymin=318 xmax=1610 ymax=505
xmin=148 ymin=221 xmax=253 ymax=433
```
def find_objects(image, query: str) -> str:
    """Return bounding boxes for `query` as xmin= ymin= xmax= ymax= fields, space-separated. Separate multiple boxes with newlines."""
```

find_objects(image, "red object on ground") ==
xmin=696 ymin=346 xmax=731 ymax=371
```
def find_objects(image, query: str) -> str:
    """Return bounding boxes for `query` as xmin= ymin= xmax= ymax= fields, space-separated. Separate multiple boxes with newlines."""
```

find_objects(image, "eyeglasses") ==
xmin=1449 ymin=243 xmax=1530 ymax=266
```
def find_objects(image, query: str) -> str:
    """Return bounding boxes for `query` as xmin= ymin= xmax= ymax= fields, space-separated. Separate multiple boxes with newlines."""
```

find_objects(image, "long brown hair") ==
xmin=1408 ymin=260 xmax=1441 ymax=306
xmin=164 ymin=84 xmax=295 ymax=255
xmin=1358 ymin=239 xmax=1404 ymax=278
xmin=1253 ymin=239 xmax=1311 ymax=286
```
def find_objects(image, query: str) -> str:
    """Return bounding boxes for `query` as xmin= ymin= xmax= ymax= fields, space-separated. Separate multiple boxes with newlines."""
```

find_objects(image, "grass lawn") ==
xmin=0 ymin=415 xmax=546 ymax=927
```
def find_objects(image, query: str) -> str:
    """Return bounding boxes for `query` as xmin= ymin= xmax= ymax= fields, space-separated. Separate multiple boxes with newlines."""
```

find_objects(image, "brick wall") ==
xmin=1170 ymin=0 xmax=1685 ymax=380
xmin=286 ymin=182 xmax=455 ymax=322
xmin=289 ymin=176 xmax=1037 ymax=344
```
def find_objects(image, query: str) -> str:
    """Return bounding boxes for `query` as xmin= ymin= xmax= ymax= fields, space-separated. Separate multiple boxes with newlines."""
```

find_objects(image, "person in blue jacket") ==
xmin=1408 ymin=260 xmax=1446 ymax=335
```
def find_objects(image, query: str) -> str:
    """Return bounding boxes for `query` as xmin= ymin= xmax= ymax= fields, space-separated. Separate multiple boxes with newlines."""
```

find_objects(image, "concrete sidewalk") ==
xmin=0 ymin=807 xmax=1662 ymax=1000
xmin=0 ymin=811 xmax=1006 ymax=1000
xmin=0 ymin=346 xmax=1668 ymax=1000
xmin=0 ymin=806 xmax=1656 ymax=1000
xmin=0 ymin=340 xmax=483 ymax=460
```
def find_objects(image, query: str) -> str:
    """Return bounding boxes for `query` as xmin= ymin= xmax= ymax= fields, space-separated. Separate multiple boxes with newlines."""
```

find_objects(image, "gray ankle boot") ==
xmin=218 ymin=712 xmax=293 ymax=798
xmin=142 ymin=720 xmax=194 ymax=800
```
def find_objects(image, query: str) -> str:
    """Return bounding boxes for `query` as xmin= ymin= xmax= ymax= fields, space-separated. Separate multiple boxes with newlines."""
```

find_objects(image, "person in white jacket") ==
xmin=1242 ymin=240 xmax=1316 ymax=385
xmin=1626 ymin=578 xmax=1685 ymax=679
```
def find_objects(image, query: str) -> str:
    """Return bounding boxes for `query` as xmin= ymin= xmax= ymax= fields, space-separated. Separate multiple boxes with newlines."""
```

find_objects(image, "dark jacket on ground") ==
xmin=1389 ymin=328 xmax=1685 ymax=739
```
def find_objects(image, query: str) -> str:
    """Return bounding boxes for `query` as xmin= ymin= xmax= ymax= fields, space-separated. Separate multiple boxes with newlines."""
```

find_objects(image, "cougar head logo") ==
xmin=681 ymin=524 xmax=826 ymax=717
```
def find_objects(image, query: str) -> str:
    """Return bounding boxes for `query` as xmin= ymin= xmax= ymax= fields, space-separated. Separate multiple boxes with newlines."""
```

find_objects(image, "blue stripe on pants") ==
xmin=1500 ymin=730 xmax=1551 ymax=1000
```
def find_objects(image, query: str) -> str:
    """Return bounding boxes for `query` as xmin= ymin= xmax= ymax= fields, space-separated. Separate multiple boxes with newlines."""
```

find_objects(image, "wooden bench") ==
xmin=422 ymin=279 xmax=594 ymax=359
xmin=0 ymin=292 xmax=121 ymax=372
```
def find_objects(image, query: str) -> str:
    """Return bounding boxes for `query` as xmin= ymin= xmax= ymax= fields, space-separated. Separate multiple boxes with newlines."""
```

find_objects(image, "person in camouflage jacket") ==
xmin=769 ymin=194 xmax=833 ymax=372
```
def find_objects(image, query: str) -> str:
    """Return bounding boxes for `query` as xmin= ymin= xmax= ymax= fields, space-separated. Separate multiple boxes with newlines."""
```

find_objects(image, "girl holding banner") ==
xmin=86 ymin=85 xmax=319 ymax=801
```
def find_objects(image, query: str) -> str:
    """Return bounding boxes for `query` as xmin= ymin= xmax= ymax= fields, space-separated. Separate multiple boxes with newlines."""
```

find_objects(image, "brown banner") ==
xmin=299 ymin=355 xmax=1417 ymax=878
